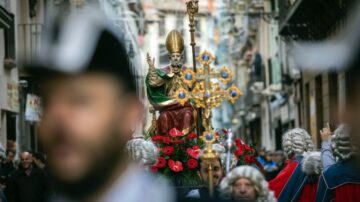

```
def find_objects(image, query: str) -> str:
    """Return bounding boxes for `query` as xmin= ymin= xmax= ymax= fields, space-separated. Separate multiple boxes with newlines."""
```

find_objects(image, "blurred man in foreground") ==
xmin=25 ymin=7 xmax=174 ymax=202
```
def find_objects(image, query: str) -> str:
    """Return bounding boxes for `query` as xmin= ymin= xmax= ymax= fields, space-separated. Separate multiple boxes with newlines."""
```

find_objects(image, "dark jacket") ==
xmin=6 ymin=164 xmax=48 ymax=202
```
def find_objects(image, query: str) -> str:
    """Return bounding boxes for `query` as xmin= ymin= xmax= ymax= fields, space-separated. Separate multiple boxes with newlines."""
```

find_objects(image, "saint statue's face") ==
xmin=169 ymin=52 xmax=182 ymax=68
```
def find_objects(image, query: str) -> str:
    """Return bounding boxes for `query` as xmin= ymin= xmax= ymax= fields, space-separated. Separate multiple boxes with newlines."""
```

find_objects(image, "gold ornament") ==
xmin=174 ymin=87 xmax=189 ymax=105
xmin=182 ymin=68 xmax=196 ymax=87
xmin=218 ymin=66 xmax=233 ymax=85
xmin=166 ymin=30 xmax=184 ymax=54
xmin=227 ymin=84 xmax=242 ymax=104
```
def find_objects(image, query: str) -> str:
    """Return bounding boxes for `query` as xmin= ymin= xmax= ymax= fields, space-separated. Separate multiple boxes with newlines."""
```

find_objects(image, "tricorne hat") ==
xmin=166 ymin=30 xmax=184 ymax=54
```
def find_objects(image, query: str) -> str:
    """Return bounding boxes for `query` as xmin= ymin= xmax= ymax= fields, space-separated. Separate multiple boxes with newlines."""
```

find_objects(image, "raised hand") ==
xmin=320 ymin=123 xmax=332 ymax=141
xmin=146 ymin=53 xmax=155 ymax=69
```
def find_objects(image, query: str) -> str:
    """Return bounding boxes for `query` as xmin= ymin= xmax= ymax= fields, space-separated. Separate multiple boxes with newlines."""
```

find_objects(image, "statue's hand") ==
xmin=147 ymin=53 xmax=155 ymax=69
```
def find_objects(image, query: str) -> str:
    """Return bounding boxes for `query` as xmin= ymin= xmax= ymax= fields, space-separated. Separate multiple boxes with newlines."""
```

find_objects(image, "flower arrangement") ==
xmin=150 ymin=128 xmax=203 ymax=186
xmin=216 ymin=129 xmax=258 ymax=167
xmin=234 ymin=138 xmax=257 ymax=165
xmin=149 ymin=128 xmax=258 ymax=186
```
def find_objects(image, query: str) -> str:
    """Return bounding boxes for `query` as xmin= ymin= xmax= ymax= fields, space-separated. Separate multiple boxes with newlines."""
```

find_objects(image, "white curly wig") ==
xmin=282 ymin=128 xmax=314 ymax=157
xmin=302 ymin=152 xmax=322 ymax=176
xmin=331 ymin=124 xmax=355 ymax=162
xmin=126 ymin=138 xmax=158 ymax=166
xmin=219 ymin=166 xmax=276 ymax=202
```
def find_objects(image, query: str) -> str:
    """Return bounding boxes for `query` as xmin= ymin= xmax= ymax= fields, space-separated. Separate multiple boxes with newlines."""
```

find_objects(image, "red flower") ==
xmin=172 ymin=139 xmax=185 ymax=144
xmin=235 ymin=148 xmax=243 ymax=156
xmin=149 ymin=165 xmax=158 ymax=172
xmin=244 ymin=155 xmax=255 ymax=164
xmin=169 ymin=128 xmax=183 ymax=138
xmin=222 ymin=129 xmax=228 ymax=134
xmin=162 ymin=136 xmax=171 ymax=144
xmin=186 ymin=158 xmax=198 ymax=169
xmin=188 ymin=132 xmax=197 ymax=139
xmin=235 ymin=138 xmax=242 ymax=147
xmin=163 ymin=146 xmax=174 ymax=155
xmin=156 ymin=157 xmax=166 ymax=168
xmin=168 ymin=159 xmax=183 ymax=172
xmin=187 ymin=146 xmax=200 ymax=159
xmin=243 ymin=144 xmax=251 ymax=151
xmin=152 ymin=135 xmax=163 ymax=142
xmin=193 ymin=145 xmax=200 ymax=150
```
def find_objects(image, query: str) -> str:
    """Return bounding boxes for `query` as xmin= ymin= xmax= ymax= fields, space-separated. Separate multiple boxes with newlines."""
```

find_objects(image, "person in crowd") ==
xmin=5 ymin=151 xmax=48 ymax=202
xmin=269 ymin=128 xmax=314 ymax=198
xmin=186 ymin=144 xmax=226 ymax=200
xmin=0 ymin=176 xmax=7 ymax=202
xmin=25 ymin=7 xmax=174 ymax=202
xmin=274 ymin=151 xmax=285 ymax=172
xmin=33 ymin=152 xmax=47 ymax=170
xmin=263 ymin=151 xmax=279 ymax=181
xmin=278 ymin=151 xmax=322 ymax=202
xmin=1 ymin=150 xmax=15 ymax=179
xmin=320 ymin=123 xmax=336 ymax=169
xmin=256 ymin=148 xmax=267 ymax=167
xmin=316 ymin=124 xmax=360 ymax=202
xmin=126 ymin=137 xmax=158 ymax=170
xmin=219 ymin=165 xmax=276 ymax=202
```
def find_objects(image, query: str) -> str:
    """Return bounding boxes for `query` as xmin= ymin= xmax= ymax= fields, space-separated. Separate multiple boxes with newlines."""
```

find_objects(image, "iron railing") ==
xmin=17 ymin=23 xmax=43 ymax=63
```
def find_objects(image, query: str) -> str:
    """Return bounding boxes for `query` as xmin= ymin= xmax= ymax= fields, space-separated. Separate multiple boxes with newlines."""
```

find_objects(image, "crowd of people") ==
xmin=0 ymin=150 xmax=49 ymax=202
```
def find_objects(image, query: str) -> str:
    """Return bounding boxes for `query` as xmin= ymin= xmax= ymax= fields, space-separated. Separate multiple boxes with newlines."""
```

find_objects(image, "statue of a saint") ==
xmin=146 ymin=30 xmax=196 ymax=135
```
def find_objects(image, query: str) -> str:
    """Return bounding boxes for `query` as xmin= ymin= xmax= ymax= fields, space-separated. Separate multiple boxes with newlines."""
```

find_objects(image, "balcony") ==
xmin=17 ymin=23 xmax=43 ymax=64
xmin=279 ymin=0 xmax=355 ymax=40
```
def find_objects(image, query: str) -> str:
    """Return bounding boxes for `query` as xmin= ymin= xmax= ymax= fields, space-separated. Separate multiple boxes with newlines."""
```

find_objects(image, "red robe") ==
xmin=269 ymin=159 xmax=299 ymax=198
xmin=334 ymin=184 xmax=360 ymax=202
xmin=298 ymin=182 xmax=318 ymax=202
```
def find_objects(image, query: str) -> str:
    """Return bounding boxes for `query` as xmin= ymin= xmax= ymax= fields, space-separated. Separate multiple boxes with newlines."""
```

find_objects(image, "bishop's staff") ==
xmin=186 ymin=0 xmax=203 ymax=137
xmin=186 ymin=0 xmax=199 ymax=72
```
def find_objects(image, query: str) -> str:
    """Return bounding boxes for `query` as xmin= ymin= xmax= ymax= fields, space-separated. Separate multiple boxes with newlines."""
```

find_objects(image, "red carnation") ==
xmin=244 ymin=155 xmax=255 ymax=164
xmin=168 ymin=159 xmax=183 ymax=172
xmin=222 ymin=129 xmax=228 ymax=134
xmin=186 ymin=158 xmax=198 ymax=169
xmin=235 ymin=138 xmax=242 ymax=147
xmin=156 ymin=157 xmax=166 ymax=168
xmin=188 ymin=132 xmax=197 ymax=139
xmin=152 ymin=135 xmax=163 ymax=142
xmin=235 ymin=148 xmax=243 ymax=156
xmin=243 ymin=144 xmax=251 ymax=151
xmin=169 ymin=128 xmax=183 ymax=138
xmin=187 ymin=146 xmax=200 ymax=159
xmin=162 ymin=136 xmax=171 ymax=144
xmin=172 ymin=139 xmax=185 ymax=144
xmin=163 ymin=146 xmax=174 ymax=155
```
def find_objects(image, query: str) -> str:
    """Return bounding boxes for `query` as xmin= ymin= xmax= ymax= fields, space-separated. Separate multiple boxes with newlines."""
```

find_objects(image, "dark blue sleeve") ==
xmin=315 ymin=173 xmax=333 ymax=202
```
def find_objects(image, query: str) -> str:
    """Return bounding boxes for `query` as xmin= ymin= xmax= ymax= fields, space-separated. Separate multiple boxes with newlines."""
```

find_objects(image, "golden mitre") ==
xmin=166 ymin=29 xmax=184 ymax=54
